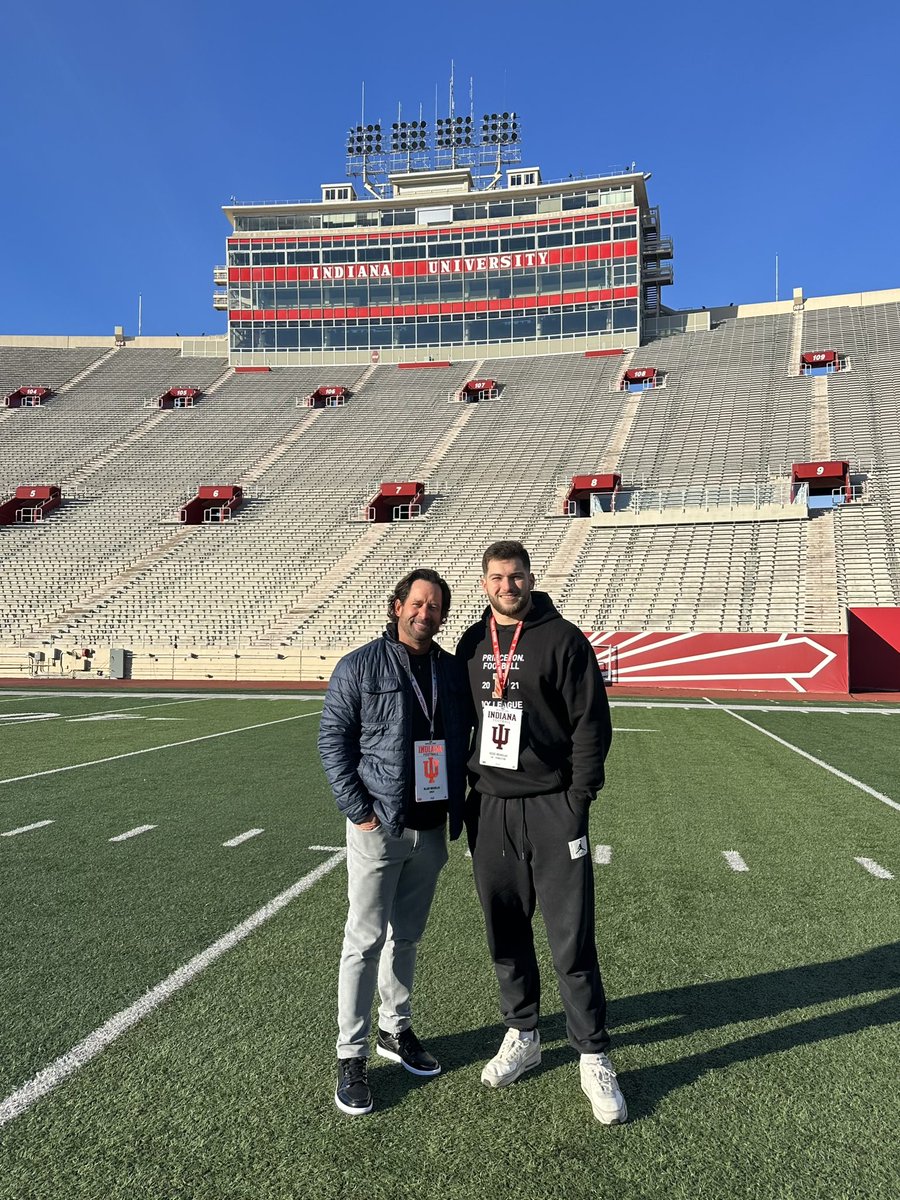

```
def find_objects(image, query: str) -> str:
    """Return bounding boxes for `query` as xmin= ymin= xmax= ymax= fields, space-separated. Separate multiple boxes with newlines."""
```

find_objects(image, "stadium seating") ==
xmin=1 ymin=298 xmax=898 ymax=671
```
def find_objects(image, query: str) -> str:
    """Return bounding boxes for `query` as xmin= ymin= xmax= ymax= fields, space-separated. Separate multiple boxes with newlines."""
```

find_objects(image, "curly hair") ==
xmin=387 ymin=568 xmax=452 ymax=626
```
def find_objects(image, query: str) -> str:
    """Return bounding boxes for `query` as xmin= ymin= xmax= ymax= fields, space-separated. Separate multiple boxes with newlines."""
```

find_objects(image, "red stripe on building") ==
xmin=228 ymin=287 xmax=639 ymax=325
xmin=226 ymin=209 xmax=638 ymax=247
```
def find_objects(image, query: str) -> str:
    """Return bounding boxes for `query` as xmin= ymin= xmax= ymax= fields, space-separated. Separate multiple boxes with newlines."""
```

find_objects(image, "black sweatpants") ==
xmin=471 ymin=791 xmax=610 ymax=1055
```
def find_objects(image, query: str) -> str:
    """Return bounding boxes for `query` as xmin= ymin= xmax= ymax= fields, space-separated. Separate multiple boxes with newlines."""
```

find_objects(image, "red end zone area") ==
xmin=588 ymin=631 xmax=849 ymax=694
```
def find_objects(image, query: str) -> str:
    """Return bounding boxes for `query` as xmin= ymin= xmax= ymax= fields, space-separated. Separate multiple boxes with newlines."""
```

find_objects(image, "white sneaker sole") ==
xmin=481 ymin=1051 xmax=541 ymax=1088
xmin=375 ymin=1044 xmax=441 ymax=1076
xmin=334 ymin=1090 xmax=374 ymax=1116
xmin=581 ymin=1081 xmax=627 ymax=1125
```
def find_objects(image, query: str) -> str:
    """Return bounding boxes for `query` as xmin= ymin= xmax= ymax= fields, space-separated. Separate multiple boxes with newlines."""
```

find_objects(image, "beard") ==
xmin=490 ymin=592 xmax=531 ymax=617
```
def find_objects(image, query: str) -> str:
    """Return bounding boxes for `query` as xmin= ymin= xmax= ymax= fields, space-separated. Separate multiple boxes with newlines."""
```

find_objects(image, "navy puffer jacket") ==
xmin=317 ymin=627 xmax=472 ymax=839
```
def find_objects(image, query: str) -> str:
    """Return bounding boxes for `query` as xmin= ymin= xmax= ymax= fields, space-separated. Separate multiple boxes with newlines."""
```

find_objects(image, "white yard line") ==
xmin=1 ymin=819 xmax=54 ymax=837
xmin=705 ymin=699 xmax=900 ymax=814
xmin=0 ymin=711 xmax=323 ymax=786
xmin=722 ymin=850 xmax=749 ymax=872
xmin=854 ymin=857 xmax=894 ymax=880
xmin=223 ymin=828 xmax=264 ymax=848
xmin=108 ymin=825 xmax=157 ymax=843
xmin=613 ymin=728 xmax=656 ymax=733
xmin=609 ymin=701 xmax=900 ymax=715
xmin=594 ymin=844 xmax=613 ymax=865
xmin=0 ymin=846 xmax=346 ymax=1128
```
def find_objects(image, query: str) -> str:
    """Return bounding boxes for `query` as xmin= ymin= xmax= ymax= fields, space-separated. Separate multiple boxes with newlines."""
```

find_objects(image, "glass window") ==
xmin=465 ymin=319 xmax=488 ymax=343
xmin=438 ymin=319 xmax=463 ymax=344
xmin=299 ymin=326 xmax=323 ymax=347
xmin=276 ymin=327 xmax=299 ymax=349
xmin=464 ymin=276 xmax=488 ymax=300
xmin=561 ymin=310 xmax=586 ymax=335
xmin=346 ymin=326 xmax=369 ymax=347
xmin=286 ymin=249 xmax=319 ymax=265
xmin=322 ymin=249 xmax=355 ymax=263
xmin=439 ymin=277 xmax=464 ymax=302
xmin=613 ymin=304 xmax=638 ymax=330
xmin=416 ymin=280 xmax=440 ymax=304
xmin=538 ymin=232 xmax=569 ymax=249
xmin=587 ymin=307 xmax=611 ymax=332
xmin=465 ymin=239 xmax=499 ymax=255
xmin=512 ymin=315 xmax=536 ymax=340
xmin=538 ymin=312 xmax=561 ymax=338
xmin=490 ymin=316 xmax=512 ymax=341
xmin=562 ymin=193 xmax=588 ymax=211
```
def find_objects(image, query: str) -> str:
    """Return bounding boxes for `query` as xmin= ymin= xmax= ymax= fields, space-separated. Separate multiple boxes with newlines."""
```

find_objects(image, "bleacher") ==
xmin=1 ymin=296 xmax=898 ymax=673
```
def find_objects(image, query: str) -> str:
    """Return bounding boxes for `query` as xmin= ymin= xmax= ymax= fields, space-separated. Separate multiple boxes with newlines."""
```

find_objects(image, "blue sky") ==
xmin=4 ymin=0 xmax=899 ymax=336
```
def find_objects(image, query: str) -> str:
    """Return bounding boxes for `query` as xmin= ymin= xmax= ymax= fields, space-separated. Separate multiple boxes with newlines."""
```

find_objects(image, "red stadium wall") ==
xmin=847 ymin=608 xmax=900 ymax=692
xmin=585 ymin=631 xmax=849 ymax=694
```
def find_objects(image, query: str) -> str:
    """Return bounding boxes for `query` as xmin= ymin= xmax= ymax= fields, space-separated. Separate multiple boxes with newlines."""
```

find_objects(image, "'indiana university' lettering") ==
xmin=309 ymin=251 xmax=550 ymax=281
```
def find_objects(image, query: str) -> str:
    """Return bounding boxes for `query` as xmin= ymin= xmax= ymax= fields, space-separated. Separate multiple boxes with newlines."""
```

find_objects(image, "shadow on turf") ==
xmin=370 ymin=942 xmax=900 ymax=1120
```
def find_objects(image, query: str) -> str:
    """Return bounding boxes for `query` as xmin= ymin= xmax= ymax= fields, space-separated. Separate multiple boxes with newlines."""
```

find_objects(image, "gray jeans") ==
xmin=337 ymin=820 xmax=448 ymax=1059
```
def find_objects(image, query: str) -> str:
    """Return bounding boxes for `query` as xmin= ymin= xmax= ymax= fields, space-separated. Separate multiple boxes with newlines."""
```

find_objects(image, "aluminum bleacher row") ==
xmin=1 ymin=301 xmax=898 ymax=657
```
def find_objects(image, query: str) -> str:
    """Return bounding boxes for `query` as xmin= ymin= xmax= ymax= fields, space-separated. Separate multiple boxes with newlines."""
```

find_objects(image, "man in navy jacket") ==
xmin=318 ymin=568 xmax=470 ymax=1116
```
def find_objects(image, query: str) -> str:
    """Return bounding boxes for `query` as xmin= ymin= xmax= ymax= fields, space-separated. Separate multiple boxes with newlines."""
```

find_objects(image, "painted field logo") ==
xmin=492 ymin=725 xmax=510 ymax=749
xmin=423 ymin=756 xmax=440 ymax=784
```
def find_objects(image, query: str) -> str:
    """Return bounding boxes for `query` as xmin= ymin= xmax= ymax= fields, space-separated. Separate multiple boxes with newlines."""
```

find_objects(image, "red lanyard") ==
xmin=490 ymin=616 xmax=524 ymax=699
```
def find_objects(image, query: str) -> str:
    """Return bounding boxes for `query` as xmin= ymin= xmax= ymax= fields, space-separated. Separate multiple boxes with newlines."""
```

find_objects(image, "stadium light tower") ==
xmin=480 ymin=111 xmax=522 ymax=187
xmin=346 ymin=122 xmax=385 ymax=198
xmin=389 ymin=119 xmax=429 ymax=173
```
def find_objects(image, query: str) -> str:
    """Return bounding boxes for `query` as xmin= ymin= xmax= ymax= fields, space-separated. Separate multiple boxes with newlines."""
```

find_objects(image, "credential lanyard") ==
xmin=404 ymin=653 xmax=438 ymax=737
xmin=490 ymin=616 xmax=524 ymax=699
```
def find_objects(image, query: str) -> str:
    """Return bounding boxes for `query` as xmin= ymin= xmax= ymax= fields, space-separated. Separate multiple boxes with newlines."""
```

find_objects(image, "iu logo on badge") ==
xmin=479 ymin=704 xmax=522 ymax=769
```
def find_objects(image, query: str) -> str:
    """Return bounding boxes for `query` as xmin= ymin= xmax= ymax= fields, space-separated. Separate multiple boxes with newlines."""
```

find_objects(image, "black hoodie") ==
xmin=456 ymin=591 xmax=612 ymax=803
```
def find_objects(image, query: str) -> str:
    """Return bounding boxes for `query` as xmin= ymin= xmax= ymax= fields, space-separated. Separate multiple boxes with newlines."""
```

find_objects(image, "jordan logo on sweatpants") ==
xmin=568 ymin=836 xmax=588 ymax=860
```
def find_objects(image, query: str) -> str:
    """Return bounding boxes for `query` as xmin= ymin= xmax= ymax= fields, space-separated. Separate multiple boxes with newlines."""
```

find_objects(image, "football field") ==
xmin=0 ymin=691 xmax=897 ymax=1200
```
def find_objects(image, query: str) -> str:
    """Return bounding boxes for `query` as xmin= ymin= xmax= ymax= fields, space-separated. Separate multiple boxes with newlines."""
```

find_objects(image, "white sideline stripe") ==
xmin=723 ymin=850 xmax=749 ymax=872
xmin=109 ymin=825 xmax=157 ymax=842
xmin=223 ymin=828 xmax=264 ymax=847
xmin=854 ymin=856 xmax=894 ymax=880
xmin=0 ymin=711 xmax=323 ymax=786
xmin=308 ymin=844 xmax=343 ymax=852
xmin=1 ymin=819 xmax=54 ymax=837
xmin=613 ymin=728 xmax=656 ymax=732
xmin=706 ymin=699 xmax=900 ymax=814
xmin=594 ymin=844 xmax=612 ymax=865
xmin=0 ymin=848 xmax=346 ymax=1129
xmin=609 ymin=701 xmax=900 ymax=714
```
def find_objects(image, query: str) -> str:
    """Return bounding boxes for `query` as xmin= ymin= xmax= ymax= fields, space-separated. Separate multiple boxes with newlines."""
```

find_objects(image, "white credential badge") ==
xmin=479 ymin=704 xmax=522 ymax=769
xmin=414 ymin=740 xmax=449 ymax=802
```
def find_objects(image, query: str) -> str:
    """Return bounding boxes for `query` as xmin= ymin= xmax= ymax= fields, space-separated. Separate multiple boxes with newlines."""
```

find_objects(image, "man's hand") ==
xmin=355 ymin=814 xmax=381 ymax=831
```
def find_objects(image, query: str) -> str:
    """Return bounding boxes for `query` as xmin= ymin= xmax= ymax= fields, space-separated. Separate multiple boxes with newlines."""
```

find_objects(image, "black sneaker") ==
xmin=335 ymin=1057 xmax=373 ymax=1115
xmin=376 ymin=1027 xmax=441 ymax=1076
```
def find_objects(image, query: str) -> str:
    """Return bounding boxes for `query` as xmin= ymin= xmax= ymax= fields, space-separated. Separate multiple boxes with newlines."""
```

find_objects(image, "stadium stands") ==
xmin=1 ymin=294 xmax=898 ymax=677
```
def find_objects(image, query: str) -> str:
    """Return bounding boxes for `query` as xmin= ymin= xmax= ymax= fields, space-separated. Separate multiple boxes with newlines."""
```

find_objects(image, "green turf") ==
xmin=0 ymin=695 xmax=897 ymax=1200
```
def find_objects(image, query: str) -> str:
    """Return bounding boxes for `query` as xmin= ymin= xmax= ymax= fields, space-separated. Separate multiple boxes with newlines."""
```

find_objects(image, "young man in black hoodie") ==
xmin=456 ymin=540 xmax=626 ymax=1125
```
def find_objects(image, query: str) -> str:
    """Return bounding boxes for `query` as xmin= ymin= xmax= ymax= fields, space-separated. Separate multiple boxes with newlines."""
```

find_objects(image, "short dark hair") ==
xmin=482 ymin=540 xmax=531 ymax=575
xmin=387 ymin=568 xmax=452 ymax=626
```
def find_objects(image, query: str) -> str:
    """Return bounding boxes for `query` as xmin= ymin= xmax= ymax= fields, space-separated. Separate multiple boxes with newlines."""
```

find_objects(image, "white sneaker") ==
xmin=481 ymin=1028 xmax=541 ymax=1088
xmin=580 ymin=1053 xmax=627 ymax=1125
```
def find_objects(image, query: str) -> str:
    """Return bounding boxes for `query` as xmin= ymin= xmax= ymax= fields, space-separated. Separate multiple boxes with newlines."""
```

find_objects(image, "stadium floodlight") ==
xmin=390 ymin=120 xmax=429 ymax=153
xmin=346 ymin=123 xmax=384 ymax=156
xmin=480 ymin=111 xmax=520 ymax=145
xmin=435 ymin=114 xmax=474 ymax=149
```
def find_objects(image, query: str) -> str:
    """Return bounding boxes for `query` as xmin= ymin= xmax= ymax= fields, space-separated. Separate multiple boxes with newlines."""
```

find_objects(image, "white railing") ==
xmin=591 ymin=481 xmax=801 ymax=517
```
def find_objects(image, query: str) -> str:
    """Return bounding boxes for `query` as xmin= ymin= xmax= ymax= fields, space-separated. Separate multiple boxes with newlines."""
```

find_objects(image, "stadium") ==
xmin=1 ymin=91 xmax=898 ymax=1200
